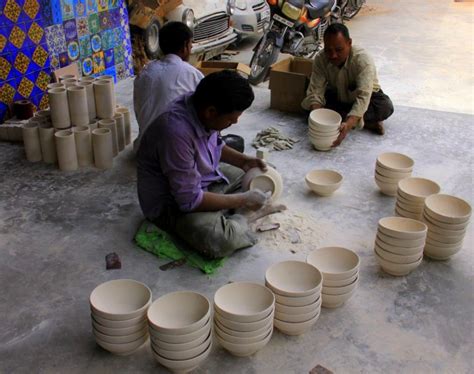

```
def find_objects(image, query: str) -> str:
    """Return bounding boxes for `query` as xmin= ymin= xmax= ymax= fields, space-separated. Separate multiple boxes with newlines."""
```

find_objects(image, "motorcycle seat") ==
xmin=305 ymin=0 xmax=335 ymax=19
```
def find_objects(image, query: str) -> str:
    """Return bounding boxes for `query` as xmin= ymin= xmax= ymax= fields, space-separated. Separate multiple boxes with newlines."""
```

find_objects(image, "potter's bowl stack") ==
xmin=89 ymin=279 xmax=152 ymax=355
xmin=375 ymin=152 xmax=414 ymax=196
xmin=374 ymin=217 xmax=427 ymax=275
xmin=305 ymin=169 xmax=343 ymax=196
xmin=241 ymin=166 xmax=283 ymax=202
xmin=213 ymin=282 xmax=274 ymax=356
xmin=306 ymin=247 xmax=360 ymax=308
xmin=148 ymin=291 xmax=212 ymax=373
xmin=308 ymin=109 xmax=342 ymax=151
xmin=395 ymin=177 xmax=440 ymax=220
xmin=422 ymin=194 xmax=471 ymax=260
xmin=265 ymin=261 xmax=322 ymax=336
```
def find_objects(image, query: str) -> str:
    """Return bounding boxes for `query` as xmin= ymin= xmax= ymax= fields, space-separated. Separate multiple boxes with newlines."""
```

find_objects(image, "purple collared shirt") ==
xmin=137 ymin=94 xmax=227 ymax=220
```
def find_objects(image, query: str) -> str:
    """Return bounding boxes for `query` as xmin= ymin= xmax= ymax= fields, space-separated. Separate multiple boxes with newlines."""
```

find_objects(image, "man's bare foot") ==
xmin=246 ymin=204 xmax=287 ymax=223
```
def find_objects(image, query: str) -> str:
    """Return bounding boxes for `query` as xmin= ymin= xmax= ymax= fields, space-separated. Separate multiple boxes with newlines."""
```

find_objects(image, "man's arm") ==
xmin=301 ymin=54 xmax=328 ymax=111
xmin=347 ymin=57 xmax=376 ymax=127
xmin=220 ymin=145 xmax=267 ymax=172
xmin=194 ymin=189 xmax=267 ymax=212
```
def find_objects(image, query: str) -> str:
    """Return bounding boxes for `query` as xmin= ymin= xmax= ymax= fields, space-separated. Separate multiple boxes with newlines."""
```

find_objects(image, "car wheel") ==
xmin=144 ymin=20 xmax=160 ymax=59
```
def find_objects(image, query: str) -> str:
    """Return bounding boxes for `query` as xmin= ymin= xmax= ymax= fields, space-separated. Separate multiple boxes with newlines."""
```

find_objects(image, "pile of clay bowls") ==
xmin=422 ymin=194 xmax=471 ymax=260
xmin=395 ymin=177 xmax=440 ymax=220
xmin=306 ymin=247 xmax=360 ymax=308
xmin=374 ymin=217 xmax=427 ymax=275
xmin=265 ymin=261 xmax=322 ymax=336
xmin=241 ymin=166 xmax=283 ymax=202
xmin=308 ymin=108 xmax=342 ymax=151
xmin=375 ymin=152 xmax=414 ymax=196
xmin=214 ymin=282 xmax=274 ymax=356
xmin=148 ymin=291 xmax=212 ymax=373
xmin=89 ymin=279 xmax=151 ymax=355
xmin=305 ymin=169 xmax=343 ymax=196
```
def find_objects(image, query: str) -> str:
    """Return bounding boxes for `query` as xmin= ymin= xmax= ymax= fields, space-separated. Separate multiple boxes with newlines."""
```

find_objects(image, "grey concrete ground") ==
xmin=1 ymin=1 xmax=473 ymax=373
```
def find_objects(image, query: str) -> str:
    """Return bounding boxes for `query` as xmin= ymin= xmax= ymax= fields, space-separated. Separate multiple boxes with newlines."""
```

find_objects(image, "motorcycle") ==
xmin=342 ymin=0 xmax=365 ymax=20
xmin=249 ymin=0 xmax=343 ymax=85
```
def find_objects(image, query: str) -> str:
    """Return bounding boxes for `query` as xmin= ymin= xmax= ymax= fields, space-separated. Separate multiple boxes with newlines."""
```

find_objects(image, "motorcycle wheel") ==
xmin=249 ymin=38 xmax=280 ymax=86
xmin=144 ymin=20 xmax=160 ymax=60
xmin=343 ymin=0 xmax=365 ymax=20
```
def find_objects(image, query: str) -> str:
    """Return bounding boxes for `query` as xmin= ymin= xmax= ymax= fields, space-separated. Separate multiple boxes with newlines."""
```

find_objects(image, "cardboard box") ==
xmin=195 ymin=61 xmax=251 ymax=77
xmin=269 ymin=57 xmax=313 ymax=113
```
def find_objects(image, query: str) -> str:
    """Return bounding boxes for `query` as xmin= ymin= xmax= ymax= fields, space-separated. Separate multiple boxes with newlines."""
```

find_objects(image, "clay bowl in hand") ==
xmin=274 ymin=310 xmax=320 ymax=336
xmin=149 ymin=317 xmax=211 ymax=344
xmin=241 ymin=166 xmax=283 ymax=202
xmin=424 ymin=194 xmax=472 ymax=224
xmin=397 ymin=177 xmax=440 ymax=203
xmin=308 ymin=108 xmax=342 ymax=128
xmin=214 ymin=282 xmax=275 ymax=323
xmin=374 ymin=251 xmax=422 ymax=276
xmin=306 ymin=247 xmax=360 ymax=282
xmin=305 ymin=169 xmax=343 ymax=196
xmin=376 ymin=152 xmax=414 ymax=173
xmin=265 ymin=261 xmax=322 ymax=297
xmin=378 ymin=217 xmax=427 ymax=240
xmin=89 ymin=279 xmax=152 ymax=321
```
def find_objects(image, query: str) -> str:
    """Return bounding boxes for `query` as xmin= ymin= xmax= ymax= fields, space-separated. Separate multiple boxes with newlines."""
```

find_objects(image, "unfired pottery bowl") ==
xmin=153 ymin=332 xmax=211 ymax=361
xmin=374 ymin=171 xmax=402 ymax=184
xmin=265 ymin=261 xmax=322 ymax=297
xmin=321 ymin=289 xmax=356 ymax=308
xmin=424 ymin=243 xmax=463 ymax=260
xmin=92 ymin=326 xmax=148 ymax=344
xmin=422 ymin=211 xmax=470 ymax=230
xmin=322 ymin=271 xmax=359 ymax=287
xmin=397 ymin=200 xmax=423 ymax=214
xmin=395 ymin=204 xmax=421 ymax=220
xmin=95 ymin=333 xmax=148 ymax=355
xmin=92 ymin=318 xmax=147 ymax=336
xmin=306 ymin=247 xmax=360 ymax=282
xmin=151 ymin=328 xmax=210 ymax=352
xmin=424 ymin=194 xmax=472 ymax=224
xmin=214 ymin=309 xmax=274 ymax=332
xmin=374 ymin=251 xmax=422 ymax=276
xmin=427 ymin=231 xmax=464 ymax=244
xmin=375 ymin=238 xmax=424 ymax=256
xmin=321 ymin=277 xmax=359 ymax=296
xmin=91 ymin=313 xmax=146 ymax=329
xmin=214 ymin=282 xmax=275 ymax=323
xmin=374 ymin=178 xmax=398 ymax=196
xmin=308 ymin=108 xmax=342 ymax=128
xmin=374 ymin=246 xmax=423 ymax=264
xmin=274 ymin=307 xmax=320 ymax=323
xmin=376 ymin=232 xmax=426 ymax=248
xmin=378 ymin=217 xmax=427 ymax=240
xmin=397 ymin=192 xmax=425 ymax=206
xmin=89 ymin=279 xmax=152 ymax=321
xmin=214 ymin=324 xmax=272 ymax=344
xmin=275 ymin=296 xmax=321 ymax=315
xmin=398 ymin=177 xmax=440 ymax=202
xmin=214 ymin=318 xmax=272 ymax=338
xmin=305 ymin=169 xmax=343 ymax=196
xmin=149 ymin=318 xmax=211 ymax=344
xmin=376 ymin=152 xmax=414 ymax=172
xmin=425 ymin=236 xmax=463 ymax=250
xmin=241 ymin=166 xmax=283 ymax=202
xmin=215 ymin=329 xmax=272 ymax=357
xmin=273 ymin=290 xmax=320 ymax=307
xmin=376 ymin=165 xmax=412 ymax=179
xmin=273 ymin=311 xmax=320 ymax=336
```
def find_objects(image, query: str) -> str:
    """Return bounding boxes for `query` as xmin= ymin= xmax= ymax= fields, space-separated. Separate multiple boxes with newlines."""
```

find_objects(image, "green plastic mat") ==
xmin=134 ymin=220 xmax=226 ymax=275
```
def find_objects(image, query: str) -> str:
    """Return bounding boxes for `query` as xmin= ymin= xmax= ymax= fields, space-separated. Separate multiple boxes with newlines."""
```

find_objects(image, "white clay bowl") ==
xmin=395 ymin=204 xmax=421 ymax=220
xmin=308 ymin=126 xmax=339 ymax=137
xmin=275 ymin=296 xmax=321 ymax=315
xmin=214 ymin=282 xmax=275 ymax=323
xmin=89 ymin=279 xmax=152 ymax=321
xmin=265 ymin=261 xmax=322 ymax=297
xmin=305 ymin=169 xmax=343 ymax=196
xmin=274 ymin=311 xmax=320 ymax=336
xmin=425 ymin=236 xmax=464 ymax=250
xmin=374 ymin=171 xmax=403 ymax=184
xmin=322 ymin=271 xmax=359 ymax=287
xmin=376 ymin=165 xmax=412 ymax=179
xmin=422 ymin=211 xmax=470 ymax=230
xmin=152 ymin=339 xmax=212 ymax=373
xmin=91 ymin=312 xmax=146 ymax=329
xmin=214 ymin=323 xmax=272 ymax=345
xmin=216 ymin=329 xmax=272 ymax=357
xmin=149 ymin=318 xmax=211 ymax=344
xmin=321 ymin=289 xmax=356 ymax=308
xmin=397 ymin=200 xmax=423 ymax=214
xmin=214 ymin=318 xmax=272 ymax=338
xmin=398 ymin=177 xmax=440 ymax=202
xmin=308 ymin=108 xmax=342 ymax=128
xmin=214 ymin=309 xmax=274 ymax=332
xmin=376 ymin=232 xmax=426 ymax=248
xmin=273 ymin=290 xmax=320 ymax=307
xmin=376 ymin=152 xmax=414 ymax=172
xmin=378 ymin=217 xmax=427 ymax=240
xmin=148 ymin=291 xmax=210 ymax=334
xmin=427 ymin=231 xmax=465 ymax=244
xmin=92 ymin=318 xmax=147 ymax=336
xmin=397 ymin=192 xmax=425 ymax=207
xmin=306 ymin=247 xmax=360 ymax=281
xmin=374 ymin=252 xmax=422 ymax=276
xmin=375 ymin=238 xmax=424 ymax=256
xmin=308 ymin=120 xmax=340 ymax=132
xmin=241 ymin=166 xmax=283 ymax=202
xmin=375 ymin=179 xmax=398 ymax=196
xmin=322 ymin=277 xmax=359 ymax=296
xmin=424 ymin=244 xmax=462 ymax=260
xmin=95 ymin=333 xmax=148 ymax=355
xmin=310 ymin=137 xmax=337 ymax=149
xmin=423 ymin=220 xmax=467 ymax=236
xmin=151 ymin=327 xmax=210 ymax=351
xmin=374 ymin=246 xmax=423 ymax=264
xmin=274 ymin=308 xmax=320 ymax=323
xmin=424 ymin=194 xmax=472 ymax=224
xmin=153 ymin=332 xmax=211 ymax=361
xmin=93 ymin=326 xmax=148 ymax=344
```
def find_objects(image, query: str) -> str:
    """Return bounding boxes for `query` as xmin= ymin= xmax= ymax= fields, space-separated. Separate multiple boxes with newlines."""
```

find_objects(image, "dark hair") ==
xmin=193 ymin=70 xmax=255 ymax=114
xmin=324 ymin=23 xmax=351 ymax=40
xmin=159 ymin=22 xmax=193 ymax=55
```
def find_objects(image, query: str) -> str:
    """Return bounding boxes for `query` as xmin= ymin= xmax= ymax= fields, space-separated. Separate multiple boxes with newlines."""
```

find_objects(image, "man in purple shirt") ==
xmin=137 ymin=71 xmax=271 ymax=258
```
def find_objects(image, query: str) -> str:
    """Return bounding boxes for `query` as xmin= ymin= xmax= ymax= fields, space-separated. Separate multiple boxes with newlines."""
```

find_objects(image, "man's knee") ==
xmin=380 ymin=94 xmax=394 ymax=120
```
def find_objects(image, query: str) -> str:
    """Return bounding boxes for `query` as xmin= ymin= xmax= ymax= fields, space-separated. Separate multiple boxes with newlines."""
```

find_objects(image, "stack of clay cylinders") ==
xmin=48 ymin=87 xmax=71 ymax=130
xmin=34 ymin=109 xmax=51 ymax=124
xmin=62 ymin=78 xmax=77 ymax=88
xmin=22 ymin=122 xmax=42 ymax=162
xmin=54 ymin=129 xmax=78 ymax=171
xmin=58 ymin=74 xmax=76 ymax=81
xmin=74 ymin=125 xmax=93 ymax=167
xmin=77 ymin=81 xmax=96 ymax=121
xmin=98 ymin=119 xmax=118 ymax=156
xmin=116 ymin=106 xmax=132 ymax=146
xmin=113 ymin=112 xmax=125 ymax=152
xmin=38 ymin=123 xmax=57 ymax=164
xmin=67 ymin=86 xmax=89 ymax=127
xmin=94 ymin=76 xmax=115 ymax=118
xmin=89 ymin=119 xmax=99 ymax=131
xmin=92 ymin=128 xmax=114 ymax=169
xmin=47 ymin=82 xmax=65 ymax=90
xmin=79 ymin=76 xmax=95 ymax=83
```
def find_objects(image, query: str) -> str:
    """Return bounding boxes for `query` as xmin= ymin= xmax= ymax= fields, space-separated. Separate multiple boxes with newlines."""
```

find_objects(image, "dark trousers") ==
xmin=325 ymin=89 xmax=394 ymax=124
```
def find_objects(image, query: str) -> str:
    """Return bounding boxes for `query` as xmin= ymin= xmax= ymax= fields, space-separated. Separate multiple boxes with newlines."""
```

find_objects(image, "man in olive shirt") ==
xmin=302 ymin=23 xmax=394 ymax=146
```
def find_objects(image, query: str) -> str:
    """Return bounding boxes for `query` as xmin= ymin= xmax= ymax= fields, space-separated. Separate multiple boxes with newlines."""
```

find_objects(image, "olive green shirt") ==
xmin=301 ymin=45 xmax=380 ymax=128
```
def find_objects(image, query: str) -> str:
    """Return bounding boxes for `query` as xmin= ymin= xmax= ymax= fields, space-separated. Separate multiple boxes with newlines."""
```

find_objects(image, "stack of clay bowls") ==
xmin=374 ymin=217 xmax=427 ymax=275
xmin=265 ymin=261 xmax=322 ymax=336
xmin=214 ymin=282 xmax=274 ymax=356
xmin=395 ymin=177 xmax=440 ymax=220
xmin=308 ymin=109 xmax=342 ymax=151
xmin=305 ymin=169 xmax=343 ymax=196
xmin=241 ymin=166 xmax=283 ymax=202
xmin=306 ymin=247 xmax=360 ymax=308
xmin=375 ymin=152 xmax=414 ymax=196
xmin=148 ymin=291 xmax=212 ymax=373
xmin=90 ymin=279 xmax=152 ymax=355
xmin=423 ymin=194 xmax=471 ymax=260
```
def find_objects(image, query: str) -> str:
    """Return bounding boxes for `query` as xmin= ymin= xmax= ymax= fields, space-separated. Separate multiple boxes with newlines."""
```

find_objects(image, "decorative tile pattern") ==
xmin=82 ymin=56 xmax=93 ymax=75
xmin=0 ymin=82 xmax=17 ymax=104
xmin=0 ymin=57 xmax=12 ymax=80
xmin=9 ymin=25 xmax=27 ymax=49
xmin=67 ymin=40 xmax=79 ymax=61
xmin=45 ymin=24 xmax=67 ymax=54
xmin=17 ymin=76 xmax=35 ymax=98
xmin=0 ymin=34 xmax=8 ymax=53
xmin=79 ymin=35 xmax=92 ymax=57
xmin=88 ymin=13 xmax=100 ymax=34
xmin=98 ymin=0 xmax=108 ymax=12
xmin=61 ymin=0 xmax=74 ymax=20
xmin=23 ymin=0 xmax=40 ymax=20
xmin=35 ymin=69 xmax=51 ymax=90
xmin=32 ymin=44 xmax=48 ymax=66
xmin=74 ymin=0 xmax=86 ymax=18
xmin=27 ymin=21 xmax=44 ymax=44
xmin=86 ymin=0 xmax=98 ymax=14
xmin=14 ymin=51 xmax=30 ymax=74
xmin=76 ymin=17 xmax=89 ymax=37
xmin=4 ymin=0 xmax=22 ymax=23
xmin=92 ymin=50 xmax=104 ymax=73
xmin=63 ymin=19 xmax=77 ymax=41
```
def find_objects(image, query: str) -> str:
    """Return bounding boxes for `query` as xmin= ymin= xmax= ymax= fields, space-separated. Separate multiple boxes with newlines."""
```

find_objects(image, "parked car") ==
xmin=231 ymin=0 xmax=271 ymax=40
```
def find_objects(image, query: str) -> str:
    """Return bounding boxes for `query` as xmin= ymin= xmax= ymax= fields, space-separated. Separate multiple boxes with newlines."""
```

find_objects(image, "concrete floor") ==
xmin=1 ymin=1 xmax=473 ymax=373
